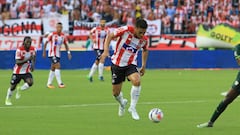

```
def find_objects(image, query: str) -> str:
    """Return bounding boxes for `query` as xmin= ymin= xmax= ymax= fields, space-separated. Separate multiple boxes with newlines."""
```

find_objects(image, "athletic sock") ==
xmin=89 ymin=63 xmax=98 ymax=77
xmin=55 ymin=69 xmax=63 ymax=85
xmin=6 ymin=88 xmax=13 ymax=99
xmin=209 ymin=101 xmax=228 ymax=123
xmin=20 ymin=83 xmax=30 ymax=91
xmin=47 ymin=70 xmax=55 ymax=85
xmin=115 ymin=92 xmax=124 ymax=106
xmin=130 ymin=86 xmax=141 ymax=109
xmin=98 ymin=63 xmax=104 ymax=77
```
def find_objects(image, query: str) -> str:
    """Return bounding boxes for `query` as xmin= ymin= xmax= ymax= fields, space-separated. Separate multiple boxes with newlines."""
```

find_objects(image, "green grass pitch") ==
xmin=0 ymin=69 xmax=240 ymax=135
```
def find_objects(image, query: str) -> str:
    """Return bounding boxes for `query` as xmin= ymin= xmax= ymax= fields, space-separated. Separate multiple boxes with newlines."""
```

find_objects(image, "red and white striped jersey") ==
xmin=47 ymin=32 xmax=67 ymax=58
xmin=13 ymin=46 xmax=36 ymax=74
xmin=91 ymin=26 xmax=109 ymax=50
xmin=174 ymin=17 xmax=183 ymax=31
xmin=111 ymin=26 xmax=148 ymax=67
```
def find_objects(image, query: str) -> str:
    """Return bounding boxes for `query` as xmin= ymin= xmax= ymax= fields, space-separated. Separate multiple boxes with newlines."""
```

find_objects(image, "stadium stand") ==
xmin=0 ymin=0 xmax=239 ymax=34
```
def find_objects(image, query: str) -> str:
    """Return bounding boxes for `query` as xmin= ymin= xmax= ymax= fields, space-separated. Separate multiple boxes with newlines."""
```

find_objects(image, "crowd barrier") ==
xmin=0 ymin=50 xmax=238 ymax=69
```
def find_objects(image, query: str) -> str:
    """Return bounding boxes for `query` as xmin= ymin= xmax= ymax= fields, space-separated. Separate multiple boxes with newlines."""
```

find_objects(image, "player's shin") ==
xmin=6 ymin=88 xmax=13 ymax=99
xmin=98 ymin=63 xmax=104 ymax=77
xmin=55 ymin=69 xmax=63 ymax=85
xmin=114 ymin=91 xmax=124 ymax=106
xmin=89 ymin=63 xmax=98 ymax=77
xmin=47 ymin=70 xmax=55 ymax=85
xmin=20 ymin=83 xmax=30 ymax=91
xmin=130 ymin=85 xmax=141 ymax=109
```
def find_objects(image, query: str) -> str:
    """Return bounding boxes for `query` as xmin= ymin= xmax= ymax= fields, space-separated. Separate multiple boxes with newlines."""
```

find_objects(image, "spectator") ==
xmin=32 ymin=2 xmax=41 ymax=18
xmin=42 ymin=0 xmax=52 ymax=15
xmin=101 ymin=4 xmax=113 ymax=22
xmin=91 ymin=7 xmax=102 ymax=22
xmin=18 ymin=6 xmax=28 ymax=19
xmin=47 ymin=6 xmax=60 ymax=17
xmin=1 ymin=5 xmax=10 ymax=22
xmin=9 ymin=0 xmax=18 ymax=19
xmin=71 ymin=7 xmax=81 ymax=21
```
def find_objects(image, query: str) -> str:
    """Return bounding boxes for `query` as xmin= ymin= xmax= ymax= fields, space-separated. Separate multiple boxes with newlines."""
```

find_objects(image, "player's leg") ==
xmin=98 ymin=50 xmax=105 ymax=81
xmin=16 ymin=73 xmax=34 ymax=99
xmin=197 ymin=89 xmax=239 ymax=128
xmin=111 ymin=65 xmax=128 ymax=116
xmin=47 ymin=64 xmax=55 ymax=88
xmin=5 ymin=74 xmax=20 ymax=105
xmin=54 ymin=62 xmax=65 ymax=88
xmin=198 ymin=71 xmax=240 ymax=128
xmin=127 ymin=69 xmax=141 ymax=120
xmin=88 ymin=60 xmax=99 ymax=82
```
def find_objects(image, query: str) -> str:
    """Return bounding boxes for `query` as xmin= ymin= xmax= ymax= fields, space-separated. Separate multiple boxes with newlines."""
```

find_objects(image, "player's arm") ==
xmin=15 ymin=49 xmax=34 ymax=65
xmin=16 ymin=56 xmax=34 ymax=65
xmin=64 ymin=41 xmax=72 ymax=60
xmin=139 ymin=47 xmax=148 ymax=76
xmin=102 ymin=32 xmax=114 ymax=58
xmin=30 ymin=52 xmax=36 ymax=72
xmin=42 ymin=40 xmax=48 ymax=58
xmin=89 ymin=28 xmax=96 ymax=43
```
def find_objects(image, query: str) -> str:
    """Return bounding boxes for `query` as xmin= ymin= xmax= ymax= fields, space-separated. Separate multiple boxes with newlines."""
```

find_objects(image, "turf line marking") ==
xmin=0 ymin=100 xmax=206 ymax=109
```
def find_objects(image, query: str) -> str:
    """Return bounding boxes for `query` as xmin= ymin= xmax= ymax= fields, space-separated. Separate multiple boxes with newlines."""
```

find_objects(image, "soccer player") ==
xmin=197 ymin=44 xmax=240 ymax=128
xmin=87 ymin=19 xmax=109 ymax=82
xmin=42 ymin=22 xmax=72 ymax=88
xmin=5 ymin=36 xmax=36 ymax=106
xmin=101 ymin=19 xmax=149 ymax=120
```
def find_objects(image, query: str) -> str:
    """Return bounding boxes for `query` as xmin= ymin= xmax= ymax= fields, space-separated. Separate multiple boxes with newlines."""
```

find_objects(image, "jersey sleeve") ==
xmin=15 ymin=48 xmax=23 ymax=60
xmin=113 ymin=26 xmax=130 ymax=38
xmin=63 ymin=35 xmax=68 ymax=45
xmin=47 ymin=33 xmax=53 ymax=42
xmin=142 ymin=36 xmax=149 ymax=50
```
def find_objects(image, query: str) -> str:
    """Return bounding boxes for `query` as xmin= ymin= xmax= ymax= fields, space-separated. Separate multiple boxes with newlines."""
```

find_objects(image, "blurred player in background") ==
xmin=197 ymin=44 xmax=240 ymax=128
xmin=101 ymin=19 xmax=149 ymax=120
xmin=87 ymin=19 xmax=109 ymax=82
xmin=5 ymin=36 xmax=36 ymax=105
xmin=42 ymin=22 xmax=72 ymax=88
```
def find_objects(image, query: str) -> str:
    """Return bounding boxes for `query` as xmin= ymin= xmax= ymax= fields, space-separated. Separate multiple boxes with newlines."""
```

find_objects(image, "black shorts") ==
xmin=10 ymin=73 xmax=33 ymax=85
xmin=111 ymin=64 xmax=138 ymax=84
xmin=94 ymin=49 xmax=104 ymax=61
xmin=49 ymin=56 xmax=60 ymax=64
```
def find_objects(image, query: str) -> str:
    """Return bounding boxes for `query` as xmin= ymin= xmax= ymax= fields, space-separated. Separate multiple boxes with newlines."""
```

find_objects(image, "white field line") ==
xmin=0 ymin=100 xmax=207 ymax=109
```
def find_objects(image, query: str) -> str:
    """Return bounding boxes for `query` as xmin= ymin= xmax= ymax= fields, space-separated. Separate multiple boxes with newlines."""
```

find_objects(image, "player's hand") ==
xmin=30 ymin=66 xmax=35 ymax=72
xmin=139 ymin=67 xmax=146 ymax=76
xmin=28 ymin=55 xmax=35 ymax=61
xmin=42 ymin=51 xmax=46 ymax=58
xmin=68 ymin=53 xmax=72 ymax=60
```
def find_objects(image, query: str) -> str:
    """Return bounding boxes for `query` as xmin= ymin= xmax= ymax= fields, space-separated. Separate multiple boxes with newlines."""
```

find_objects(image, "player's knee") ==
xmin=132 ymin=79 xmax=141 ymax=86
xmin=112 ymin=89 xmax=121 ymax=97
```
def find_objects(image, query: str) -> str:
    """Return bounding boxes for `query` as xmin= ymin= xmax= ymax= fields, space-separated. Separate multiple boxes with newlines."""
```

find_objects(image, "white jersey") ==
xmin=111 ymin=26 xmax=148 ymax=67
xmin=13 ymin=46 xmax=36 ymax=74
xmin=91 ymin=26 xmax=109 ymax=50
xmin=47 ymin=32 xmax=67 ymax=58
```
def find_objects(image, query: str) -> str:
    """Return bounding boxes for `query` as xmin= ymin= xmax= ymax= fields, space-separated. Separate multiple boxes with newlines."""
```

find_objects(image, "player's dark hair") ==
xmin=23 ymin=36 xmax=32 ymax=43
xmin=57 ymin=22 xmax=62 ymax=25
xmin=135 ymin=19 xmax=148 ymax=29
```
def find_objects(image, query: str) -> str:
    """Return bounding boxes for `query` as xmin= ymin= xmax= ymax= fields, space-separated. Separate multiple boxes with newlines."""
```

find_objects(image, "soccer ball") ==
xmin=148 ymin=108 xmax=163 ymax=123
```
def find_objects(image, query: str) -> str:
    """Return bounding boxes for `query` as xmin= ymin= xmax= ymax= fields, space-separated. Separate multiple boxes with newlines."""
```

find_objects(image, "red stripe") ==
xmin=116 ymin=48 xmax=125 ymax=65
xmin=54 ymin=46 xmax=57 ymax=56
xmin=114 ymin=36 xmax=122 ymax=55
xmin=16 ymin=65 xmax=22 ymax=74
xmin=97 ymin=30 xmax=100 ymax=49
xmin=26 ymin=64 xmax=30 ymax=73
xmin=128 ymin=54 xmax=135 ymax=65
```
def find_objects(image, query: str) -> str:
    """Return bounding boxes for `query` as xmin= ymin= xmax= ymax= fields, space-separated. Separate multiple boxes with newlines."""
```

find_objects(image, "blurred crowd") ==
xmin=0 ymin=0 xmax=240 ymax=34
